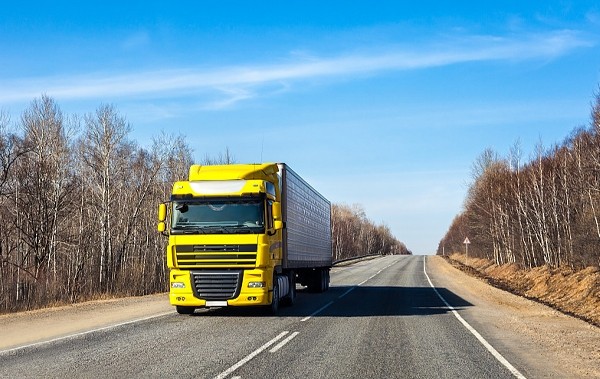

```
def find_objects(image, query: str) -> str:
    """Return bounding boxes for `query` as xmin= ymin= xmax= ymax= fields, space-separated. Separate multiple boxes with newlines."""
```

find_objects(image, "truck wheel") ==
xmin=176 ymin=306 xmax=196 ymax=315
xmin=281 ymin=272 xmax=296 ymax=306
xmin=307 ymin=269 xmax=324 ymax=293
xmin=268 ymin=279 xmax=280 ymax=315
xmin=319 ymin=269 xmax=327 ymax=292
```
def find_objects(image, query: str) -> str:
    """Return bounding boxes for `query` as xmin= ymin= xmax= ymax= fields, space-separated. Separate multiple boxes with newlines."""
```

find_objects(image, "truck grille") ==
xmin=176 ymin=244 xmax=257 ymax=268
xmin=191 ymin=270 xmax=243 ymax=300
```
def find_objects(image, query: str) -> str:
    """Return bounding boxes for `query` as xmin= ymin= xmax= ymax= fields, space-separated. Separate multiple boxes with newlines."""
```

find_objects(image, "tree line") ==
xmin=332 ymin=203 xmax=410 ymax=260
xmin=438 ymin=91 xmax=600 ymax=270
xmin=0 ymin=95 xmax=408 ymax=313
xmin=0 ymin=95 xmax=192 ymax=313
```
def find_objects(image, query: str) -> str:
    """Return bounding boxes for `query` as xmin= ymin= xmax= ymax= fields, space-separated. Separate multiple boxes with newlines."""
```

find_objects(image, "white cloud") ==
xmin=201 ymin=87 xmax=256 ymax=110
xmin=0 ymin=29 xmax=593 ymax=105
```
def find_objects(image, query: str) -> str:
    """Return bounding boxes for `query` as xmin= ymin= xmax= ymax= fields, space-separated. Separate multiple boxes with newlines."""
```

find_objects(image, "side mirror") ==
xmin=272 ymin=202 xmax=283 ymax=230
xmin=158 ymin=203 xmax=168 ymax=233
xmin=158 ymin=203 xmax=167 ymax=222
xmin=274 ymin=220 xmax=283 ymax=230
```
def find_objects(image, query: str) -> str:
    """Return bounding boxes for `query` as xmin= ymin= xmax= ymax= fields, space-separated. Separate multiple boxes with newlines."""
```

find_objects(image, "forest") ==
xmin=438 ymin=91 xmax=600 ymax=270
xmin=0 ymin=95 xmax=407 ymax=313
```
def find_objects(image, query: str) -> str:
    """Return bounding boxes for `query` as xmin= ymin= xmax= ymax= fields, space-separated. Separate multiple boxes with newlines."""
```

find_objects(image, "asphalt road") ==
xmin=0 ymin=255 xmax=523 ymax=379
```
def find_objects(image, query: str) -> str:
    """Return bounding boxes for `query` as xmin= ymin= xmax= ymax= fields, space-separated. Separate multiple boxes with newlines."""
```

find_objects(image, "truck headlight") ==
xmin=171 ymin=282 xmax=186 ymax=289
xmin=248 ymin=281 xmax=266 ymax=288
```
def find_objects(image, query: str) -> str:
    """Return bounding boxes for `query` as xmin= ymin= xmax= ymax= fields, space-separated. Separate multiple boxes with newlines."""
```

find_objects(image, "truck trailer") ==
xmin=157 ymin=163 xmax=332 ymax=314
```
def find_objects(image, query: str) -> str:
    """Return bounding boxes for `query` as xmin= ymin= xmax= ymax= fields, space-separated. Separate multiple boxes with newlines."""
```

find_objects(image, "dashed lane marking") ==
xmin=269 ymin=331 xmax=300 ymax=353
xmin=301 ymin=258 xmax=399 ymax=322
xmin=213 ymin=331 xmax=289 ymax=379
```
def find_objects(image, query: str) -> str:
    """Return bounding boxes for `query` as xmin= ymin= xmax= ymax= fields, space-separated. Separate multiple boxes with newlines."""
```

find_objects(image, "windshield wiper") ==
xmin=173 ymin=225 xmax=209 ymax=234
xmin=230 ymin=224 xmax=264 ymax=234
xmin=195 ymin=225 xmax=232 ymax=234
xmin=173 ymin=224 xmax=263 ymax=234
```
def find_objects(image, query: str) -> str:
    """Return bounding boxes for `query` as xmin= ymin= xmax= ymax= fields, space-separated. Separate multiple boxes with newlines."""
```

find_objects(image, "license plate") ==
xmin=206 ymin=301 xmax=228 ymax=307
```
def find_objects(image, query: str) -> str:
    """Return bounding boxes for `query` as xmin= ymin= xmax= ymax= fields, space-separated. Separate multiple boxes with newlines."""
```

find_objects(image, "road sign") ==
xmin=463 ymin=237 xmax=471 ymax=245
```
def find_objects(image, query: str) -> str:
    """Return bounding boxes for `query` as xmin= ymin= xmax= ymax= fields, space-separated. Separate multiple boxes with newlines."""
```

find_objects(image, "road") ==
xmin=0 ymin=255 xmax=596 ymax=378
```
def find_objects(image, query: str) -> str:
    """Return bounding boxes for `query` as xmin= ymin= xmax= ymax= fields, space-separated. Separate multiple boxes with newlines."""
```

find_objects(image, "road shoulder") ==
xmin=0 ymin=293 xmax=171 ymax=351
xmin=426 ymin=256 xmax=600 ymax=379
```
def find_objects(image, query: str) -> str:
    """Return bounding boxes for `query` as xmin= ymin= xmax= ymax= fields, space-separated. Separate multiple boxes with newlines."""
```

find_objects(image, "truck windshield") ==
xmin=171 ymin=199 xmax=265 ymax=234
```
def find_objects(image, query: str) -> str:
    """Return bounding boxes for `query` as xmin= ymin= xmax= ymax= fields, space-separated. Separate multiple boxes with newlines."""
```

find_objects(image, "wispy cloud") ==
xmin=0 ymin=29 xmax=593 ymax=105
xmin=200 ymin=87 xmax=256 ymax=110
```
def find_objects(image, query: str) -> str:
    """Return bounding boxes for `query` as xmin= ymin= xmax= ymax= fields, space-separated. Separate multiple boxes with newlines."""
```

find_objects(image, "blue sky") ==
xmin=1 ymin=2 xmax=600 ymax=254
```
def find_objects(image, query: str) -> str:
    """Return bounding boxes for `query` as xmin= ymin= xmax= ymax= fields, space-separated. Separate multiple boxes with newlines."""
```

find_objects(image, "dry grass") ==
xmin=447 ymin=253 xmax=600 ymax=327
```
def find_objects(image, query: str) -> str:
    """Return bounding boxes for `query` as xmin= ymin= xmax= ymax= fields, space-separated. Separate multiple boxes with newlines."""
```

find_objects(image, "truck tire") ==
xmin=281 ymin=271 xmax=296 ymax=306
xmin=319 ymin=269 xmax=327 ymax=292
xmin=307 ymin=268 xmax=327 ymax=293
xmin=176 ymin=306 xmax=196 ymax=315
xmin=267 ymin=279 xmax=280 ymax=315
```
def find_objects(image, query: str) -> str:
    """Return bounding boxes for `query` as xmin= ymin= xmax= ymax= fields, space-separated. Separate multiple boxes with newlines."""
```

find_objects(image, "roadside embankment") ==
xmin=445 ymin=253 xmax=600 ymax=327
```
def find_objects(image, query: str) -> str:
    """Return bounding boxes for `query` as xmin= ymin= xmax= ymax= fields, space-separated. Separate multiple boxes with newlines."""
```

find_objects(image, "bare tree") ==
xmin=440 ymin=90 xmax=600 ymax=269
xmin=332 ymin=203 xmax=409 ymax=260
xmin=202 ymin=146 xmax=235 ymax=165
xmin=80 ymin=104 xmax=132 ymax=291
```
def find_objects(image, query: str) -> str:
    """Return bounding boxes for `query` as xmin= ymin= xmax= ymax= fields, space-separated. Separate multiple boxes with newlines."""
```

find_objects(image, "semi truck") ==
xmin=157 ymin=163 xmax=332 ymax=314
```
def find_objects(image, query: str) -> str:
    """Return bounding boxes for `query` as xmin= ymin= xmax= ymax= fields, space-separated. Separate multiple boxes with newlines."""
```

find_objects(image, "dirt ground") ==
xmin=0 ymin=293 xmax=171 ymax=351
xmin=428 ymin=255 xmax=600 ymax=378
xmin=446 ymin=253 xmax=600 ymax=327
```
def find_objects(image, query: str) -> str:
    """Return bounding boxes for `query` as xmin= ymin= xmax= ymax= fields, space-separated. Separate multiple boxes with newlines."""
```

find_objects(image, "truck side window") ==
xmin=266 ymin=200 xmax=273 ymax=230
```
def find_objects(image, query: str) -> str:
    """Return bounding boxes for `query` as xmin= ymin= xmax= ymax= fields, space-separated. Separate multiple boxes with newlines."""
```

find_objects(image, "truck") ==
xmin=157 ymin=163 xmax=332 ymax=314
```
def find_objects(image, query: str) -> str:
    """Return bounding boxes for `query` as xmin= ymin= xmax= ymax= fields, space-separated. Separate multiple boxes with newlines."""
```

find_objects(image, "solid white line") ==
xmin=0 ymin=311 xmax=174 ymax=356
xmin=423 ymin=257 xmax=527 ymax=379
xmin=214 ymin=331 xmax=289 ymax=379
xmin=300 ymin=301 xmax=334 ymax=322
xmin=269 ymin=331 xmax=299 ymax=353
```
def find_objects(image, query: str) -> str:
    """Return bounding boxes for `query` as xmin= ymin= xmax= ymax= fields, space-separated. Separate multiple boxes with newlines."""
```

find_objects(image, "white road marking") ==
xmin=358 ymin=264 xmax=392 ymax=285
xmin=423 ymin=257 xmax=527 ymax=379
xmin=338 ymin=286 xmax=356 ymax=299
xmin=0 ymin=311 xmax=174 ymax=356
xmin=302 ymin=257 xmax=399 ymax=321
xmin=213 ymin=331 xmax=289 ymax=379
xmin=300 ymin=301 xmax=334 ymax=322
xmin=269 ymin=331 xmax=300 ymax=353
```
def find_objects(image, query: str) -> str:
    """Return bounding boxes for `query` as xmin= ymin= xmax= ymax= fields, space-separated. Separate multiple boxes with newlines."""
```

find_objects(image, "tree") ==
xmin=439 ymin=90 xmax=600 ymax=269
xmin=332 ymin=203 xmax=409 ymax=259
xmin=80 ymin=104 xmax=132 ymax=291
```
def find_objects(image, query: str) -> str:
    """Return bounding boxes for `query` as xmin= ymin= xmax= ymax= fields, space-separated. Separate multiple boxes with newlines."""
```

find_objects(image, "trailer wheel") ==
xmin=319 ymin=269 xmax=327 ymax=292
xmin=176 ymin=306 xmax=195 ymax=315
xmin=307 ymin=269 xmax=327 ymax=293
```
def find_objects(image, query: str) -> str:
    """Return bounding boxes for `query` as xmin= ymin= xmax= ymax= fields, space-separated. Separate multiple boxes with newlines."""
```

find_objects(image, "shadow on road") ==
xmin=188 ymin=285 xmax=472 ymax=318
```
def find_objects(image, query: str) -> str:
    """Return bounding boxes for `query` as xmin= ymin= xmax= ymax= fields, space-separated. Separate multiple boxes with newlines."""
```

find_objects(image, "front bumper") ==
xmin=169 ymin=268 xmax=273 ymax=307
